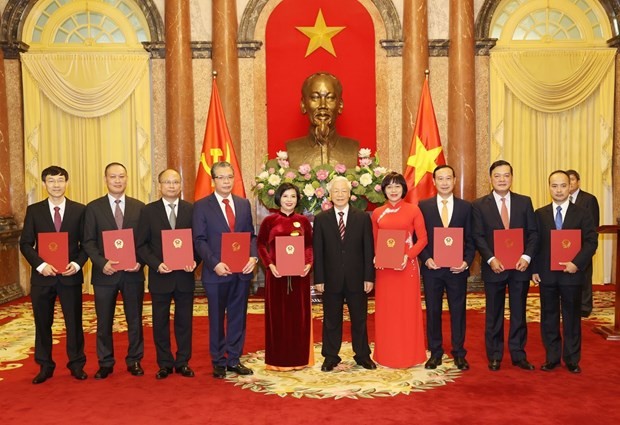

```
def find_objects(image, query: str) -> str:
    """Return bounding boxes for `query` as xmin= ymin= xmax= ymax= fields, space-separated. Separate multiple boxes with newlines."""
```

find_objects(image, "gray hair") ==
xmin=327 ymin=175 xmax=352 ymax=192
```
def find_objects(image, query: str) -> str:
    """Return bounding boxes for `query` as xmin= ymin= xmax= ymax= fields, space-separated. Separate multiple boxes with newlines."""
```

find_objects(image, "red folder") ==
xmin=375 ymin=229 xmax=407 ymax=269
xmin=275 ymin=236 xmax=305 ymax=276
xmin=38 ymin=232 xmax=69 ymax=271
xmin=221 ymin=232 xmax=250 ymax=273
xmin=493 ymin=228 xmax=524 ymax=270
xmin=162 ymin=228 xmax=194 ymax=271
xmin=102 ymin=228 xmax=137 ymax=270
xmin=433 ymin=227 xmax=464 ymax=268
xmin=550 ymin=229 xmax=582 ymax=271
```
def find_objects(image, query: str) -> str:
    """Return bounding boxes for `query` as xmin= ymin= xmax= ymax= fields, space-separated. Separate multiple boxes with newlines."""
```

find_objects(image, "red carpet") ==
xmin=1 ymin=290 xmax=620 ymax=425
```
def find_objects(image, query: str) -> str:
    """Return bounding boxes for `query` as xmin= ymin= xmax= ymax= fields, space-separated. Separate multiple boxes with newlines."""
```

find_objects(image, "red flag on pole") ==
xmin=403 ymin=77 xmax=446 ymax=204
xmin=194 ymin=76 xmax=246 ymax=201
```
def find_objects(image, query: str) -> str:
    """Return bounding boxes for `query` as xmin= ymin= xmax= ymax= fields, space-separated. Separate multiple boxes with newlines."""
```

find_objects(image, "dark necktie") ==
xmin=168 ymin=203 xmax=176 ymax=229
xmin=338 ymin=211 xmax=345 ymax=240
xmin=53 ymin=206 xmax=62 ymax=232
xmin=555 ymin=205 xmax=563 ymax=230
xmin=222 ymin=199 xmax=235 ymax=230
xmin=114 ymin=199 xmax=123 ymax=229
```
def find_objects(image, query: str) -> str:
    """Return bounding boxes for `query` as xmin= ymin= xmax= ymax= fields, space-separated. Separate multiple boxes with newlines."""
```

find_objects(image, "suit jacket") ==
xmin=192 ymin=193 xmax=257 ymax=284
xmin=573 ymin=190 xmax=600 ymax=227
xmin=20 ymin=198 xmax=88 ymax=287
xmin=136 ymin=199 xmax=198 ymax=294
xmin=418 ymin=196 xmax=475 ymax=278
xmin=533 ymin=202 xmax=598 ymax=285
xmin=83 ymin=195 xmax=145 ymax=285
xmin=313 ymin=205 xmax=375 ymax=293
xmin=472 ymin=191 xmax=539 ymax=282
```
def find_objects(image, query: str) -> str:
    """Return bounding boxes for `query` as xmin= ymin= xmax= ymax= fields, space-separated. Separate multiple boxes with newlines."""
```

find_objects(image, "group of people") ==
xmin=19 ymin=158 xmax=599 ymax=386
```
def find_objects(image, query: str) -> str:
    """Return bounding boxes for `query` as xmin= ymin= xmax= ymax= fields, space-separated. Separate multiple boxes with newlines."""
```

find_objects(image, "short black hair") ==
xmin=433 ymin=164 xmax=455 ymax=179
xmin=548 ymin=170 xmax=570 ymax=183
xmin=489 ymin=160 xmax=513 ymax=176
xmin=274 ymin=182 xmax=300 ymax=208
xmin=104 ymin=162 xmax=127 ymax=176
xmin=565 ymin=169 xmax=580 ymax=181
xmin=41 ymin=165 xmax=68 ymax=182
xmin=210 ymin=161 xmax=233 ymax=179
xmin=380 ymin=172 xmax=408 ymax=198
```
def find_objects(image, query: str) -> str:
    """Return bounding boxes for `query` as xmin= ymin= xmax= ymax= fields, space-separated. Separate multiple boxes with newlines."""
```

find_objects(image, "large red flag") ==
xmin=403 ymin=78 xmax=446 ymax=204
xmin=195 ymin=77 xmax=246 ymax=201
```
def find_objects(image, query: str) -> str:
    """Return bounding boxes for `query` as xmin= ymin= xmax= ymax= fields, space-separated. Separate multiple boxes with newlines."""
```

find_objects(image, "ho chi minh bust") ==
xmin=286 ymin=72 xmax=359 ymax=170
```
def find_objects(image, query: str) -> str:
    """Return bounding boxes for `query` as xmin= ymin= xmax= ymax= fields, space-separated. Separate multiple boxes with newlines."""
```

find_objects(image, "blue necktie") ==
xmin=554 ymin=206 xmax=563 ymax=230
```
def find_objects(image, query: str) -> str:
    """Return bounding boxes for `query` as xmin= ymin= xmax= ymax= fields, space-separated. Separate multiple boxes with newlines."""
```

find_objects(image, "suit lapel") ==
xmin=208 ymin=195 xmax=229 ymax=231
xmin=485 ymin=194 xmax=504 ymax=229
xmin=39 ymin=200 xmax=56 ymax=232
xmin=155 ymin=200 xmax=171 ymax=230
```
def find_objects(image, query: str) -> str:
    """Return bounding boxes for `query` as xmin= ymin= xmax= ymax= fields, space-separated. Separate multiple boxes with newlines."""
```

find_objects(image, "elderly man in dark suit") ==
xmin=313 ymin=176 xmax=376 ymax=372
xmin=533 ymin=170 xmax=598 ymax=373
xmin=83 ymin=162 xmax=145 ymax=380
xmin=419 ymin=165 xmax=475 ymax=371
xmin=472 ymin=160 xmax=538 ymax=372
xmin=136 ymin=169 xmax=198 ymax=379
xmin=20 ymin=165 xmax=89 ymax=384
xmin=193 ymin=161 xmax=258 ymax=379
xmin=566 ymin=169 xmax=600 ymax=318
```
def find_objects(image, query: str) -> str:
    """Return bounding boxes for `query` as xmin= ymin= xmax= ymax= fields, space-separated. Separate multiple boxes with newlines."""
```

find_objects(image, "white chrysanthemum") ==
xmin=359 ymin=173 xmax=373 ymax=187
xmin=267 ymin=174 xmax=281 ymax=186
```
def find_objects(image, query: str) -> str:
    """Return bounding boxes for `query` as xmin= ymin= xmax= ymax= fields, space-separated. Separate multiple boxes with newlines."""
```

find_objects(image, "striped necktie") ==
xmin=338 ymin=211 xmax=345 ymax=240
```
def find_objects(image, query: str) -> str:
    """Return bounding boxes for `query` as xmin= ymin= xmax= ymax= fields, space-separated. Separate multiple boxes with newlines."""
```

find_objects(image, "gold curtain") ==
xmin=21 ymin=52 xmax=153 ymax=291
xmin=490 ymin=49 xmax=616 ymax=283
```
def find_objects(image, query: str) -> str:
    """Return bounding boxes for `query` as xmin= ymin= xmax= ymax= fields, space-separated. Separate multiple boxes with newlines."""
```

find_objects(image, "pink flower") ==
xmin=359 ymin=158 xmax=372 ymax=167
xmin=267 ymin=189 xmax=275 ymax=195
xmin=285 ymin=171 xmax=296 ymax=179
xmin=304 ymin=173 xmax=312 ymax=180
xmin=321 ymin=200 xmax=333 ymax=211
xmin=315 ymin=187 xmax=325 ymax=198
xmin=277 ymin=159 xmax=289 ymax=169
xmin=350 ymin=195 xmax=358 ymax=201
xmin=298 ymin=164 xmax=311 ymax=175
xmin=374 ymin=184 xmax=382 ymax=192
xmin=351 ymin=180 xmax=359 ymax=187
xmin=268 ymin=167 xmax=275 ymax=174
xmin=335 ymin=163 xmax=346 ymax=173
xmin=257 ymin=183 xmax=264 ymax=189
xmin=316 ymin=169 xmax=329 ymax=181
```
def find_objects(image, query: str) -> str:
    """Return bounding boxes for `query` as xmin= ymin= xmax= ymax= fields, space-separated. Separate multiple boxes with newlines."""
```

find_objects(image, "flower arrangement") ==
xmin=253 ymin=148 xmax=389 ymax=215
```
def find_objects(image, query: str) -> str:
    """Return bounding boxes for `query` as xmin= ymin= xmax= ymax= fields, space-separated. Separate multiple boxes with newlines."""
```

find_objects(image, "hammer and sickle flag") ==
xmin=194 ymin=75 xmax=246 ymax=201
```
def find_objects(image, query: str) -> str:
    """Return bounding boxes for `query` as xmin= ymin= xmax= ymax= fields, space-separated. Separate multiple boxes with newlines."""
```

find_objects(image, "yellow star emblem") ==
xmin=296 ymin=9 xmax=345 ymax=57
xmin=407 ymin=136 xmax=443 ymax=185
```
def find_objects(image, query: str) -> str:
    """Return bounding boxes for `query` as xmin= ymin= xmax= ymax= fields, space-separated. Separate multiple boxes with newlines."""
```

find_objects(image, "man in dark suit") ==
xmin=472 ymin=160 xmax=538 ymax=371
xmin=20 ymin=165 xmax=89 ymax=384
xmin=136 ymin=169 xmax=197 ymax=379
xmin=566 ymin=169 xmax=600 ymax=318
xmin=419 ymin=165 xmax=475 ymax=371
xmin=193 ymin=161 xmax=258 ymax=379
xmin=313 ymin=176 xmax=376 ymax=371
xmin=533 ymin=170 xmax=597 ymax=373
xmin=83 ymin=162 xmax=145 ymax=379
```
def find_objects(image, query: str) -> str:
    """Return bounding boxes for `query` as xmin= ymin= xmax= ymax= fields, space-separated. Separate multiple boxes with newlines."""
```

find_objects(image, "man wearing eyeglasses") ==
xmin=192 ymin=161 xmax=258 ymax=379
xmin=136 ymin=169 xmax=198 ymax=379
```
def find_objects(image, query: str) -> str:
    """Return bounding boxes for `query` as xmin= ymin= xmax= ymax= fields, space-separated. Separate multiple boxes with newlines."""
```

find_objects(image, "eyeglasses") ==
xmin=160 ymin=180 xmax=181 ymax=185
xmin=213 ymin=175 xmax=234 ymax=181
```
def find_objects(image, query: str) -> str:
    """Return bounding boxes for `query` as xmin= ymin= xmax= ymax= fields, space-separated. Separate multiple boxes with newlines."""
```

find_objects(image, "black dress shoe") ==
xmin=212 ymin=365 xmax=227 ymax=379
xmin=424 ymin=357 xmax=442 ymax=369
xmin=356 ymin=359 xmax=377 ymax=370
xmin=175 ymin=365 xmax=195 ymax=378
xmin=94 ymin=366 xmax=113 ymax=380
xmin=566 ymin=363 xmax=582 ymax=374
xmin=127 ymin=362 xmax=144 ymax=376
xmin=512 ymin=359 xmax=535 ymax=371
xmin=227 ymin=363 xmax=253 ymax=375
xmin=488 ymin=359 xmax=501 ymax=371
xmin=580 ymin=311 xmax=591 ymax=318
xmin=32 ymin=369 xmax=54 ymax=384
xmin=155 ymin=367 xmax=173 ymax=379
xmin=71 ymin=368 xmax=88 ymax=380
xmin=540 ymin=362 xmax=560 ymax=372
xmin=321 ymin=360 xmax=339 ymax=372
xmin=454 ymin=357 xmax=470 ymax=371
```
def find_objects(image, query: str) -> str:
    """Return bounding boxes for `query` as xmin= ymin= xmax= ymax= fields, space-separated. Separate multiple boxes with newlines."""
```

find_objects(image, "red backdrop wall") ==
xmin=265 ymin=0 xmax=377 ymax=158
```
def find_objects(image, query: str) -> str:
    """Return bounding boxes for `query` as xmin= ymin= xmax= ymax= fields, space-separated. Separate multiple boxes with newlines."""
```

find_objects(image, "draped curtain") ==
xmin=21 ymin=52 xmax=153 ymax=291
xmin=490 ymin=49 xmax=616 ymax=283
